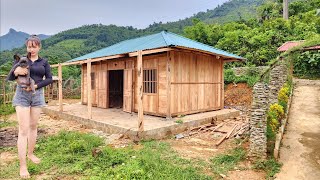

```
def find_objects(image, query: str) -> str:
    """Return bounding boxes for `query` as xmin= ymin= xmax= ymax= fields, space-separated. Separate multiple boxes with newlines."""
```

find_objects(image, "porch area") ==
xmin=42 ymin=102 xmax=240 ymax=140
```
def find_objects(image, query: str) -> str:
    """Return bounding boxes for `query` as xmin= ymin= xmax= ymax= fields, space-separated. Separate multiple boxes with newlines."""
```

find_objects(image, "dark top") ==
xmin=7 ymin=57 xmax=53 ymax=89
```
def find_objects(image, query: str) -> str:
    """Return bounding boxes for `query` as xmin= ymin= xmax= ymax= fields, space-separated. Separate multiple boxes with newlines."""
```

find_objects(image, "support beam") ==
xmin=50 ymin=54 xmax=126 ymax=68
xmin=166 ymin=51 xmax=172 ymax=120
xmin=58 ymin=63 xmax=63 ymax=112
xmin=87 ymin=59 xmax=92 ymax=119
xmin=129 ymin=48 xmax=172 ymax=57
xmin=137 ymin=50 xmax=144 ymax=132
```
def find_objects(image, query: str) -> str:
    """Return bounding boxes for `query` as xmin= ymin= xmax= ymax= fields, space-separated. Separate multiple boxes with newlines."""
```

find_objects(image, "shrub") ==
xmin=269 ymin=103 xmax=284 ymax=120
xmin=292 ymin=50 xmax=320 ymax=78
xmin=278 ymin=83 xmax=292 ymax=112
xmin=224 ymin=69 xmax=236 ymax=84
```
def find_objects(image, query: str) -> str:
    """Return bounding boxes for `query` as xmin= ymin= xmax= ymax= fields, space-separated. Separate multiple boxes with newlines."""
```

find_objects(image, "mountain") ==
xmin=0 ymin=28 xmax=51 ymax=51
xmin=144 ymin=0 xmax=264 ymax=34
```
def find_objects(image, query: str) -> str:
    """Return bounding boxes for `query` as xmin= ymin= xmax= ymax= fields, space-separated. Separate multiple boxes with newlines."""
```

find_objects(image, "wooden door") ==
xmin=98 ymin=71 xmax=108 ymax=108
xmin=123 ymin=69 xmax=133 ymax=112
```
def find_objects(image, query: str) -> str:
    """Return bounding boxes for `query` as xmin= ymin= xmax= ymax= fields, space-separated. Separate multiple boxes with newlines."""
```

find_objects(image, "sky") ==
xmin=0 ymin=0 xmax=227 ymax=36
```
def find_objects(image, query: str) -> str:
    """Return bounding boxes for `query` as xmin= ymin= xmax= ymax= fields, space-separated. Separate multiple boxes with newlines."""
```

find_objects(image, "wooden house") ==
xmin=64 ymin=31 xmax=245 ymax=118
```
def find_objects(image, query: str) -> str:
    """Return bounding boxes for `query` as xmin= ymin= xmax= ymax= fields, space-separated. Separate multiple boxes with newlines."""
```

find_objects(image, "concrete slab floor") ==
xmin=42 ymin=103 xmax=240 ymax=139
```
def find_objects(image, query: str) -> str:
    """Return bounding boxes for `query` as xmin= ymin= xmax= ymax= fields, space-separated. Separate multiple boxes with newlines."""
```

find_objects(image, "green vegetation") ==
xmin=267 ymin=80 xmax=292 ymax=154
xmin=185 ymin=0 xmax=320 ymax=67
xmin=175 ymin=119 xmax=183 ymax=124
xmin=0 ymin=103 xmax=15 ymax=116
xmin=0 ymin=120 xmax=17 ymax=129
xmin=224 ymin=68 xmax=260 ymax=86
xmin=0 ymin=131 xmax=211 ymax=179
xmin=210 ymin=147 xmax=246 ymax=175
xmin=253 ymin=158 xmax=282 ymax=179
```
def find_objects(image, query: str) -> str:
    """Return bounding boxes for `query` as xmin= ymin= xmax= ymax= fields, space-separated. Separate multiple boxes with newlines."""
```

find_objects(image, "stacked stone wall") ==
xmin=249 ymin=83 xmax=269 ymax=158
xmin=249 ymin=61 xmax=288 ymax=158
xmin=268 ymin=63 xmax=288 ymax=104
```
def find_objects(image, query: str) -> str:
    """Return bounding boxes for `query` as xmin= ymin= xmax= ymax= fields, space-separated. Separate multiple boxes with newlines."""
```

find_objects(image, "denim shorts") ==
xmin=12 ymin=85 xmax=46 ymax=107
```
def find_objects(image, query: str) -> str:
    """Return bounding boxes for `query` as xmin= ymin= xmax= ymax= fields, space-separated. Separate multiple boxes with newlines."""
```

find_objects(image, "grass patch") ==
xmin=0 ymin=103 xmax=15 ymax=116
xmin=253 ymin=158 xmax=282 ymax=179
xmin=1 ymin=131 xmax=211 ymax=179
xmin=0 ymin=120 xmax=17 ymax=129
xmin=175 ymin=119 xmax=183 ymax=124
xmin=210 ymin=147 xmax=246 ymax=175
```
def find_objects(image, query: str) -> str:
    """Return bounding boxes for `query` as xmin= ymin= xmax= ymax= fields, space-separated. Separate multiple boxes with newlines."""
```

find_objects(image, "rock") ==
xmin=219 ymin=174 xmax=227 ymax=178
xmin=105 ymin=134 xmax=124 ymax=144
xmin=175 ymin=134 xmax=184 ymax=139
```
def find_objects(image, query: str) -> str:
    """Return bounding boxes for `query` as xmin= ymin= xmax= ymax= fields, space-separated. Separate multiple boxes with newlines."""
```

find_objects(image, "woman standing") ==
xmin=7 ymin=35 xmax=53 ymax=178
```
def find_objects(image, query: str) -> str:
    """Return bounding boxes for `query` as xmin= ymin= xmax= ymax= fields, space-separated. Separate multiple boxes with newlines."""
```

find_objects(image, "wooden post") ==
xmin=58 ymin=63 xmax=63 ymax=112
xmin=221 ymin=60 xmax=224 ymax=109
xmin=87 ymin=59 xmax=92 ymax=119
xmin=137 ymin=50 xmax=144 ymax=132
xmin=166 ymin=51 xmax=172 ymax=120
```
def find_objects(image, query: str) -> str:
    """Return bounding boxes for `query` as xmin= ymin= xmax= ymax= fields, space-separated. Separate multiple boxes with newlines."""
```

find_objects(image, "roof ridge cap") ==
xmin=161 ymin=31 xmax=175 ymax=46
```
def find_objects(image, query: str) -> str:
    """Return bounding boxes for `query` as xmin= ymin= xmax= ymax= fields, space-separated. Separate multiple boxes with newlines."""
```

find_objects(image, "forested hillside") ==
xmin=0 ymin=0 xmax=319 ymax=78
xmin=184 ymin=0 xmax=320 ymax=66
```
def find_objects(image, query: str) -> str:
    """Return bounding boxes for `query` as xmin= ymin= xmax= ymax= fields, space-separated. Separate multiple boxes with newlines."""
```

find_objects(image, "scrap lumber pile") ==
xmin=185 ymin=118 xmax=249 ymax=147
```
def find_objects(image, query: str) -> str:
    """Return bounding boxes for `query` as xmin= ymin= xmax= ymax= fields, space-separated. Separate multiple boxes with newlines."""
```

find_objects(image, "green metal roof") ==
xmin=67 ymin=31 xmax=244 ymax=62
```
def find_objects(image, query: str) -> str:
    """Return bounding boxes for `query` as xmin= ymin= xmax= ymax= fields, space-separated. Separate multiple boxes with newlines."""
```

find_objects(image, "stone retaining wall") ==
xmin=249 ymin=82 xmax=269 ymax=158
xmin=249 ymin=60 xmax=288 ymax=158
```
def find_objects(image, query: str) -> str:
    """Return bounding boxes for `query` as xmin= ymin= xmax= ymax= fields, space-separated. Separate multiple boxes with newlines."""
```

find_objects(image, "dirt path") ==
xmin=276 ymin=79 xmax=320 ymax=180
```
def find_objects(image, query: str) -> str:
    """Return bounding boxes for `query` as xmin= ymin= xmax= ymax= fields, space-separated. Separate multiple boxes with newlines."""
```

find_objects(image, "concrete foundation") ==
xmin=42 ymin=103 xmax=240 ymax=140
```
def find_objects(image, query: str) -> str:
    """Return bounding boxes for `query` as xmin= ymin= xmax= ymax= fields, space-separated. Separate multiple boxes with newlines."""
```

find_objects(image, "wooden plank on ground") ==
xmin=226 ymin=124 xmax=238 ymax=139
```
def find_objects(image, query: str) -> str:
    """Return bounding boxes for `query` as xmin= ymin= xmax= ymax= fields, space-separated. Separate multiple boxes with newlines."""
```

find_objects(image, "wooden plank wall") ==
xmin=80 ymin=50 xmax=223 ymax=117
xmin=170 ymin=50 xmax=222 ymax=115
xmin=133 ymin=53 xmax=167 ymax=114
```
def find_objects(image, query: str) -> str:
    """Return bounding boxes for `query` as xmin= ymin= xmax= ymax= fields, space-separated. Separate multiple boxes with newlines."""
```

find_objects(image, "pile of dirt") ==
xmin=224 ymin=83 xmax=253 ymax=108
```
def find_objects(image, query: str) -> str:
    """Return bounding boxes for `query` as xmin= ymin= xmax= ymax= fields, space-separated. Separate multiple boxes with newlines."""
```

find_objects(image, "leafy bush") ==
xmin=293 ymin=50 xmax=320 ymax=78
xmin=278 ymin=83 xmax=290 ymax=111
xmin=224 ymin=68 xmax=260 ymax=87
xmin=267 ymin=103 xmax=284 ymax=154
xmin=269 ymin=103 xmax=284 ymax=120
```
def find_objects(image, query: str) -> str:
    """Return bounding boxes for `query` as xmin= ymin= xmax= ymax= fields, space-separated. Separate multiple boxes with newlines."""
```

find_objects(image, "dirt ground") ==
xmin=275 ymin=79 xmax=320 ymax=180
xmin=0 ymin=83 xmax=266 ymax=179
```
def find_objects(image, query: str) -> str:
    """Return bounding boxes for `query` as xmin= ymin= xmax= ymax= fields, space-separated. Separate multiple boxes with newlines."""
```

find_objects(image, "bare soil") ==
xmin=275 ymin=79 xmax=320 ymax=180
xmin=224 ymin=83 xmax=252 ymax=108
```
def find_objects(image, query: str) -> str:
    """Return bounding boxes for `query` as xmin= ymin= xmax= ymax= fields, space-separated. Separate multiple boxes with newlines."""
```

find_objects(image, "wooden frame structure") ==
xmin=51 ymin=47 xmax=237 ymax=133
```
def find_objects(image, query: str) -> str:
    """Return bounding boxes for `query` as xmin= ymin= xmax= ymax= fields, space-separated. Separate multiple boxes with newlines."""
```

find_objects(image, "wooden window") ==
xmin=91 ymin=72 xmax=95 ymax=90
xmin=143 ymin=69 xmax=157 ymax=94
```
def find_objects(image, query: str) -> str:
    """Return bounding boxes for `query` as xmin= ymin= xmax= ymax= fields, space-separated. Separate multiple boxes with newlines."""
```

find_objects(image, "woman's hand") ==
xmin=24 ymin=85 xmax=37 ymax=92
xmin=14 ymin=67 xmax=28 ymax=76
